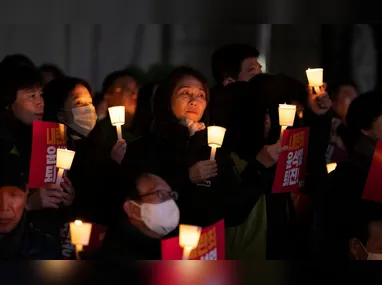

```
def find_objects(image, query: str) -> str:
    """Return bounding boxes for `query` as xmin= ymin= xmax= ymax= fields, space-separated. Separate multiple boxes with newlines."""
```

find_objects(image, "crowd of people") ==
xmin=0 ymin=44 xmax=381 ymax=261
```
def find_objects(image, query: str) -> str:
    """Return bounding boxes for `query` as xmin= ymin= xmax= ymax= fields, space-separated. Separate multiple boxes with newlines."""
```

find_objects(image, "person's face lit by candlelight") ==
xmin=58 ymin=84 xmax=93 ymax=124
xmin=171 ymin=76 xmax=207 ymax=122
xmin=12 ymin=86 xmax=44 ymax=125
xmin=0 ymin=186 xmax=27 ymax=235
xmin=105 ymin=76 xmax=139 ymax=121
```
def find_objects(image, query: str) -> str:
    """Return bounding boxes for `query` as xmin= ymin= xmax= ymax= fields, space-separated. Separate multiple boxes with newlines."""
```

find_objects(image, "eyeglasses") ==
xmin=140 ymin=190 xmax=179 ymax=201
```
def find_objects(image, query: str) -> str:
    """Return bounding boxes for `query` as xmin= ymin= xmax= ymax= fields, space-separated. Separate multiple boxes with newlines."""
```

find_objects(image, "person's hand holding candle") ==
xmin=208 ymin=126 xmax=226 ymax=160
xmin=278 ymin=103 xmax=297 ymax=141
xmin=307 ymin=82 xmax=332 ymax=115
xmin=108 ymin=106 xmax=125 ymax=140
xmin=189 ymin=160 xmax=218 ymax=184
xmin=60 ymin=176 xmax=75 ymax=207
xmin=306 ymin=68 xmax=332 ymax=115
xmin=26 ymin=187 xmax=64 ymax=211
xmin=111 ymin=139 xmax=127 ymax=165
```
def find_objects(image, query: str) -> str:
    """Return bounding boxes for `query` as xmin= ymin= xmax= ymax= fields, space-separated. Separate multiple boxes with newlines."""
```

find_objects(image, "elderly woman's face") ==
xmin=171 ymin=76 xmax=207 ymax=122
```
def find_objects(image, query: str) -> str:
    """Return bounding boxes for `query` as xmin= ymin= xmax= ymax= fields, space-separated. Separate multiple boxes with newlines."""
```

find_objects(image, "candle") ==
xmin=56 ymin=148 xmax=75 ymax=186
xmin=278 ymin=104 xmax=296 ymax=127
xmin=108 ymin=106 xmax=125 ymax=140
xmin=70 ymin=220 xmax=92 ymax=260
xmin=326 ymin=163 xmax=337 ymax=174
xmin=179 ymin=224 xmax=202 ymax=260
xmin=207 ymin=126 xmax=226 ymax=160
xmin=306 ymin=68 xmax=323 ymax=93
xmin=278 ymin=104 xmax=297 ymax=141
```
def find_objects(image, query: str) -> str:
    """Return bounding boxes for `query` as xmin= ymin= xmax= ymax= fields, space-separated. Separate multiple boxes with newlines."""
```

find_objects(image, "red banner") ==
xmin=272 ymin=127 xmax=310 ymax=193
xmin=161 ymin=220 xmax=225 ymax=260
xmin=29 ymin=121 xmax=67 ymax=188
xmin=363 ymin=140 xmax=382 ymax=203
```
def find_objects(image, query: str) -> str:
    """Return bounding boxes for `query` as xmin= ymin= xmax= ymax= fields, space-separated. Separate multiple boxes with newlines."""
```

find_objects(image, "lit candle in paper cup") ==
xmin=326 ymin=162 xmax=337 ymax=174
xmin=306 ymin=68 xmax=323 ymax=93
xmin=70 ymin=220 xmax=92 ymax=260
xmin=179 ymin=224 xmax=202 ymax=260
xmin=208 ymin=126 xmax=226 ymax=160
xmin=278 ymin=104 xmax=297 ymax=139
xmin=108 ymin=106 xmax=125 ymax=140
xmin=55 ymin=148 xmax=75 ymax=186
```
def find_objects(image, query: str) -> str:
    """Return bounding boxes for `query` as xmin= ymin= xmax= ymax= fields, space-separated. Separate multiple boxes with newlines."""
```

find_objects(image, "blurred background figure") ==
xmin=39 ymin=64 xmax=65 ymax=87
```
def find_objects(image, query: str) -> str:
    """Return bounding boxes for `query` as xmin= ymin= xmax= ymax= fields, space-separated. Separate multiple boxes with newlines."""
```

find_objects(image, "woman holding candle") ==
xmin=122 ymin=67 xmax=270 ymax=230
xmin=42 ymin=77 xmax=130 ymax=226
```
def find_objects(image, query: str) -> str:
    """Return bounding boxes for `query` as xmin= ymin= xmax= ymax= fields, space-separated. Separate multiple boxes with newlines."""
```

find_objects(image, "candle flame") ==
xmin=74 ymin=220 xmax=82 ymax=226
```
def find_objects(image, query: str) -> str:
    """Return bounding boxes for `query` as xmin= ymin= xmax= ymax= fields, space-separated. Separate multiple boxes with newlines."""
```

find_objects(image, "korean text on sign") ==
xmin=29 ymin=121 xmax=67 ymax=188
xmin=272 ymin=127 xmax=310 ymax=193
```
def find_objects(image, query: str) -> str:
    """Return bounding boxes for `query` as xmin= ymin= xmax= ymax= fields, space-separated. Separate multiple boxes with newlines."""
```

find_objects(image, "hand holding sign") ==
xmin=26 ymin=187 xmax=64 ymax=210
xmin=189 ymin=160 xmax=218 ymax=184
xmin=256 ymin=142 xmax=289 ymax=168
xmin=61 ymin=176 xmax=75 ymax=207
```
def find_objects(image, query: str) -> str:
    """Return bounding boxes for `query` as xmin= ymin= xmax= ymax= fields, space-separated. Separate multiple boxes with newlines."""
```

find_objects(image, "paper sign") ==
xmin=28 ymin=121 xmax=67 ymax=188
xmin=363 ymin=140 xmax=382 ymax=203
xmin=60 ymin=223 xmax=108 ymax=259
xmin=272 ymin=127 xmax=310 ymax=193
xmin=161 ymin=220 xmax=225 ymax=260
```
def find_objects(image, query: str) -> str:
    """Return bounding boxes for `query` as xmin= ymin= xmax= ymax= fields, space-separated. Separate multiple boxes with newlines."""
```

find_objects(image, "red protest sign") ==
xmin=29 ymin=121 xmax=67 ymax=188
xmin=363 ymin=140 xmax=382 ymax=203
xmin=272 ymin=127 xmax=310 ymax=193
xmin=161 ymin=220 xmax=225 ymax=260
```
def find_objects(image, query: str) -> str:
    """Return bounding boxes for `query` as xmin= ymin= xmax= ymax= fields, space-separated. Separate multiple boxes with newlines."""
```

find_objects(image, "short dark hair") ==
xmin=42 ymin=76 xmax=92 ymax=122
xmin=123 ymin=173 xmax=156 ymax=201
xmin=0 ymin=54 xmax=35 ymax=73
xmin=39 ymin=63 xmax=64 ymax=79
xmin=328 ymin=81 xmax=358 ymax=101
xmin=346 ymin=91 xmax=382 ymax=133
xmin=0 ymin=65 xmax=42 ymax=109
xmin=211 ymin=44 xmax=260 ymax=84
xmin=101 ymin=69 xmax=139 ymax=97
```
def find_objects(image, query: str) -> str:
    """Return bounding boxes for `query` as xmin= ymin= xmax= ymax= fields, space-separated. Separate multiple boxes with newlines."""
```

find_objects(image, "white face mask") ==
xmin=132 ymin=200 xmax=180 ymax=236
xmin=360 ymin=243 xmax=382 ymax=260
xmin=68 ymin=105 xmax=97 ymax=137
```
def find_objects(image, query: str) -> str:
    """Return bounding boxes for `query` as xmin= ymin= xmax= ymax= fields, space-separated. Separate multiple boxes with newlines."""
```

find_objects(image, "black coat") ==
xmin=317 ymin=135 xmax=377 ymax=259
xmin=0 ymin=214 xmax=60 ymax=260
xmin=68 ymin=118 xmax=136 ymax=226
xmin=100 ymin=217 xmax=165 ymax=261
xmin=122 ymin=122 xmax=267 ymax=228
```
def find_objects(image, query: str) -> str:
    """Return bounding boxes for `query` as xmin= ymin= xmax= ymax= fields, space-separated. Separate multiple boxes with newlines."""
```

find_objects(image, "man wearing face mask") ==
xmin=349 ymin=201 xmax=382 ymax=260
xmin=101 ymin=173 xmax=180 ymax=261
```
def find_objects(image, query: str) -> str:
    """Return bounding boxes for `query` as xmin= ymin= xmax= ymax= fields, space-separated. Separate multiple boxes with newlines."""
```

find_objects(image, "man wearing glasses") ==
xmin=101 ymin=173 xmax=180 ymax=261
